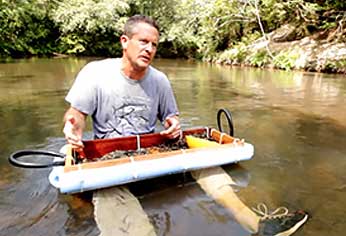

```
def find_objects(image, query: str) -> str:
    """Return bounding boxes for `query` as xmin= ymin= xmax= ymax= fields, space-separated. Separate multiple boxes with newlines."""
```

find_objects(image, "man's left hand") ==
xmin=160 ymin=115 xmax=181 ymax=139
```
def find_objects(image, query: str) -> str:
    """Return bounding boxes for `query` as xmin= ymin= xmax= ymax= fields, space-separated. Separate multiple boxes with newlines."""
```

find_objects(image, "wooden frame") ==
xmin=64 ymin=127 xmax=242 ymax=173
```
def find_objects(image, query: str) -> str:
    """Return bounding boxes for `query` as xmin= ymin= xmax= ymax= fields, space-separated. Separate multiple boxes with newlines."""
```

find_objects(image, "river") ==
xmin=1 ymin=58 xmax=346 ymax=236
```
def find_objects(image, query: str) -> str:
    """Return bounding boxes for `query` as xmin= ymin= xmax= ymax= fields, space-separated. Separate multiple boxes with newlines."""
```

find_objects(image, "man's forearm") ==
xmin=64 ymin=107 xmax=87 ymax=129
xmin=63 ymin=107 xmax=87 ymax=149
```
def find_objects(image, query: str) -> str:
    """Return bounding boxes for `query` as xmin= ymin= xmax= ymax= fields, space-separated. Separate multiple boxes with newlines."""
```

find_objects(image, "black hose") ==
xmin=9 ymin=150 xmax=65 ymax=168
xmin=217 ymin=108 xmax=234 ymax=136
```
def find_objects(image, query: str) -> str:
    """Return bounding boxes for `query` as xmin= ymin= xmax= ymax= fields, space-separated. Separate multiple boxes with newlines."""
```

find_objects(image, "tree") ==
xmin=51 ymin=0 xmax=130 ymax=55
xmin=0 ymin=0 xmax=59 ymax=57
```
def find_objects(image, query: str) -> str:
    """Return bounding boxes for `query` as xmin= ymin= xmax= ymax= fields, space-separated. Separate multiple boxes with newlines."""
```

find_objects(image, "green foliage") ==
xmin=161 ymin=0 xmax=256 ymax=59
xmin=217 ymin=44 xmax=248 ymax=64
xmin=247 ymin=50 xmax=271 ymax=68
xmin=59 ymin=35 xmax=86 ymax=55
xmin=0 ymin=0 xmax=59 ymax=57
xmin=324 ymin=59 xmax=346 ymax=73
xmin=130 ymin=0 xmax=199 ymax=58
xmin=323 ymin=0 xmax=346 ymax=10
xmin=51 ymin=0 xmax=130 ymax=55
xmin=273 ymin=50 xmax=299 ymax=70
xmin=0 ymin=0 xmax=345 ymax=64
xmin=51 ymin=0 xmax=129 ymax=34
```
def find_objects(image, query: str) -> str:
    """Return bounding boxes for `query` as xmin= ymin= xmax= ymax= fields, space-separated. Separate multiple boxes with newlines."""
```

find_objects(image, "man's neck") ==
xmin=121 ymin=57 xmax=147 ymax=81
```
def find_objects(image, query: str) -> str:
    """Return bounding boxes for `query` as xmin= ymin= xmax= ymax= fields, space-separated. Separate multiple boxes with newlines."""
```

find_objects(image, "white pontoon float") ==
xmin=9 ymin=109 xmax=254 ymax=194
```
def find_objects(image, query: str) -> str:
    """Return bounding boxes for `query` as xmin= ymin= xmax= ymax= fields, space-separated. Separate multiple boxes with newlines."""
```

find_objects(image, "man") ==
xmin=62 ymin=15 xmax=180 ymax=236
xmin=63 ymin=15 xmax=180 ymax=150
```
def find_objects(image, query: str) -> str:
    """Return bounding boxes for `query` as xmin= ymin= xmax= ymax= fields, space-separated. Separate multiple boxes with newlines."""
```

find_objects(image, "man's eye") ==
xmin=138 ymin=39 xmax=157 ymax=49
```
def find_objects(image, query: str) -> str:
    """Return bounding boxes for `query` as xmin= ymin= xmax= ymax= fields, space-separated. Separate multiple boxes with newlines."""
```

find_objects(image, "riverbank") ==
xmin=211 ymin=24 xmax=346 ymax=74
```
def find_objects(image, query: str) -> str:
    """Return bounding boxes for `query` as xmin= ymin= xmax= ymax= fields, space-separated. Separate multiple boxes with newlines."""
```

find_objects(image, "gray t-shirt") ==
xmin=66 ymin=58 xmax=179 ymax=139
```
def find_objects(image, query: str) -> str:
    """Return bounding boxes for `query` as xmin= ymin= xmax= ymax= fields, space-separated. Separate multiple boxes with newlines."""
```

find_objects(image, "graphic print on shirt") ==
xmin=105 ymin=95 xmax=152 ymax=136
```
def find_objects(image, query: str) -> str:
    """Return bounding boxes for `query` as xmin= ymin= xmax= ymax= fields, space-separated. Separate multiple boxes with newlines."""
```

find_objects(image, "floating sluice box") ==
xmin=48 ymin=127 xmax=254 ymax=193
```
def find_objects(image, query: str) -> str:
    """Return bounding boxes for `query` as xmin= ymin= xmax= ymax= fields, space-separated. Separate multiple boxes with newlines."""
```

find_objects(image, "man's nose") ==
xmin=144 ymin=42 xmax=155 ymax=52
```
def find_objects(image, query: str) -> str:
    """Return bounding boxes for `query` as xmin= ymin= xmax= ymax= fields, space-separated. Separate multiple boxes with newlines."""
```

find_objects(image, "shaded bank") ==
xmin=211 ymin=24 xmax=346 ymax=74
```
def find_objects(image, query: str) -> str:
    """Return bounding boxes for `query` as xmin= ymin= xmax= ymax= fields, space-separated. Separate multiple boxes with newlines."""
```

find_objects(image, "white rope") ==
xmin=136 ymin=135 xmax=141 ymax=152
xmin=219 ymin=132 xmax=226 ymax=144
xmin=210 ymin=128 xmax=217 ymax=138
xmin=205 ymin=127 xmax=210 ymax=139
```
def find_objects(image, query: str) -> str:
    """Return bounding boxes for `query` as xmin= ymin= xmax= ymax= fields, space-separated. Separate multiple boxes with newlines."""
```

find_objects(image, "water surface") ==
xmin=1 ymin=58 xmax=346 ymax=236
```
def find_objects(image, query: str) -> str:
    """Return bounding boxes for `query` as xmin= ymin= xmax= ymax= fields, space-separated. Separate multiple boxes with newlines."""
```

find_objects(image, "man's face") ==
xmin=121 ymin=22 xmax=159 ymax=71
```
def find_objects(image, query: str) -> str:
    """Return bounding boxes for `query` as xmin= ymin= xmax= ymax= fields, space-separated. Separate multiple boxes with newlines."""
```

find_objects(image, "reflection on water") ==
xmin=1 ymin=58 xmax=346 ymax=235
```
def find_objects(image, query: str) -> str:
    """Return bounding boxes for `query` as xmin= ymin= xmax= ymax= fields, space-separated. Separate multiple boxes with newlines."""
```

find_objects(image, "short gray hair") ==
xmin=123 ymin=15 xmax=160 ymax=38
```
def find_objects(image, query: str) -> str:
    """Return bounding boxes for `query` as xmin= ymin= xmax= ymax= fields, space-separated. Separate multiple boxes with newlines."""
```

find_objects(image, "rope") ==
xmin=219 ymin=132 xmax=225 ymax=144
xmin=136 ymin=135 xmax=141 ymax=152
xmin=205 ymin=127 xmax=210 ymax=139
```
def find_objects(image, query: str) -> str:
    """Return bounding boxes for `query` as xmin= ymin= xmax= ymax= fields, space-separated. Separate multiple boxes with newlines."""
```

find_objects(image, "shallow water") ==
xmin=1 ymin=58 xmax=346 ymax=236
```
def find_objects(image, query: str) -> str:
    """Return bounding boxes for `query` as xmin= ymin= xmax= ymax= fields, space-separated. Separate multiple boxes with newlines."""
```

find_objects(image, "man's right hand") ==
xmin=63 ymin=114 xmax=84 ymax=151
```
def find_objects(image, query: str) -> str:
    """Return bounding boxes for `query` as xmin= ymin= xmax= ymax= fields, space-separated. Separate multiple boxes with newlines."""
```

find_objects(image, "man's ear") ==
xmin=120 ymin=35 xmax=129 ymax=49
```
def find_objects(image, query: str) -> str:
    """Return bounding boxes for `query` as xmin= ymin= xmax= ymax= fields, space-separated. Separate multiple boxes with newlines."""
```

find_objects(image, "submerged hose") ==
xmin=9 ymin=150 xmax=65 ymax=168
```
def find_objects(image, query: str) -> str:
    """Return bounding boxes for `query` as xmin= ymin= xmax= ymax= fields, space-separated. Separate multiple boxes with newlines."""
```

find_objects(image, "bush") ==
xmin=0 ymin=0 xmax=59 ymax=57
